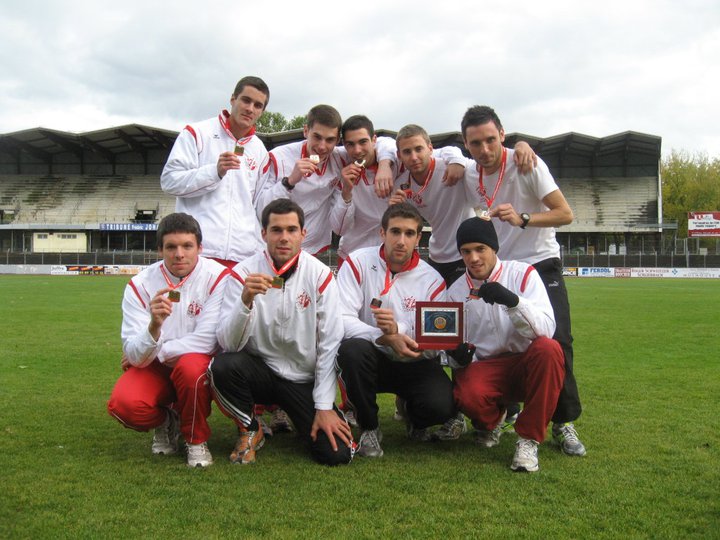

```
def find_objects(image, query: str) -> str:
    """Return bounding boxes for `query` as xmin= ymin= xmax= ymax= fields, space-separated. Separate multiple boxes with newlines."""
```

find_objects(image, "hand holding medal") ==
xmin=240 ymin=273 xmax=275 ymax=308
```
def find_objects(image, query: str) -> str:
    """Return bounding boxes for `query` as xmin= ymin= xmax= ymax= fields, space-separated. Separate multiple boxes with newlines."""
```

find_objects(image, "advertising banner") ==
xmin=688 ymin=212 xmax=720 ymax=237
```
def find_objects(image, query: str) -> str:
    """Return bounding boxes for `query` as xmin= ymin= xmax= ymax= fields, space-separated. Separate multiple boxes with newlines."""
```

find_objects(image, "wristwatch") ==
xmin=281 ymin=176 xmax=295 ymax=191
xmin=520 ymin=212 xmax=531 ymax=229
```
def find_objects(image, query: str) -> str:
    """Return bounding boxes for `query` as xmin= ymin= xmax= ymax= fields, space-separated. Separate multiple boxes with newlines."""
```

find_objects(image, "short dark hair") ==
xmin=342 ymin=115 xmax=375 ymax=139
xmin=461 ymin=105 xmax=503 ymax=139
xmin=261 ymin=198 xmax=305 ymax=229
xmin=307 ymin=104 xmax=342 ymax=131
xmin=381 ymin=203 xmax=424 ymax=233
xmin=157 ymin=212 xmax=202 ymax=249
xmin=396 ymin=124 xmax=430 ymax=146
xmin=233 ymin=76 xmax=270 ymax=109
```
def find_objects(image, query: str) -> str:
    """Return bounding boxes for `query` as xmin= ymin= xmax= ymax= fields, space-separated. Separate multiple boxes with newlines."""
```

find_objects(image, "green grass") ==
xmin=1 ymin=276 xmax=719 ymax=538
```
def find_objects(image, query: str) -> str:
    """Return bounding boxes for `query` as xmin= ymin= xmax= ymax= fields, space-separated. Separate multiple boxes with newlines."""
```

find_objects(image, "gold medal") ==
xmin=234 ymin=145 xmax=245 ymax=156
xmin=469 ymin=288 xmax=481 ymax=300
xmin=370 ymin=298 xmax=382 ymax=309
xmin=271 ymin=276 xmax=284 ymax=289
xmin=168 ymin=290 xmax=181 ymax=302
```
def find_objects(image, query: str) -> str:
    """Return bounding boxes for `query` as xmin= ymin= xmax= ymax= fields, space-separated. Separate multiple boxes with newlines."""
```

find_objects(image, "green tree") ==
xmin=256 ymin=111 xmax=307 ymax=134
xmin=661 ymin=150 xmax=720 ymax=237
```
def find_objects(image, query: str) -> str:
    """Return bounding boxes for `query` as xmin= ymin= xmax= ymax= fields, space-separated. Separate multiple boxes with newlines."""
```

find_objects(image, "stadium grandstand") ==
xmin=2 ymin=123 xmax=709 ymax=269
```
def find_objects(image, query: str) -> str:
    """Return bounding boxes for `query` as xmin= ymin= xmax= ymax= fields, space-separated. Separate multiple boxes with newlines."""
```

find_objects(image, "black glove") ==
xmin=447 ymin=342 xmax=476 ymax=368
xmin=478 ymin=281 xmax=519 ymax=308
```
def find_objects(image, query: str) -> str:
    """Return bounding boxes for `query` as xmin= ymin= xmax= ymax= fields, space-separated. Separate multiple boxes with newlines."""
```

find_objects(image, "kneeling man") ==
xmin=447 ymin=217 xmax=565 ymax=472
xmin=108 ymin=212 xmax=231 ymax=467
xmin=209 ymin=199 xmax=353 ymax=466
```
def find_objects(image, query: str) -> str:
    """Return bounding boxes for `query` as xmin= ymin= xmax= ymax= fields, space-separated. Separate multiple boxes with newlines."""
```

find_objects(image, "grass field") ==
xmin=1 ymin=275 xmax=718 ymax=539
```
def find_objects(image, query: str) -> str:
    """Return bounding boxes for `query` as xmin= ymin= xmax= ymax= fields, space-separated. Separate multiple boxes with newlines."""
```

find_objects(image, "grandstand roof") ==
xmin=0 ymin=124 xmax=661 ymax=178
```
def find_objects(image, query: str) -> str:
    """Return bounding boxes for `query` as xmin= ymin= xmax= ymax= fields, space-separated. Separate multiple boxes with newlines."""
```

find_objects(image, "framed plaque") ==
xmin=415 ymin=301 xmax=463 ymax=350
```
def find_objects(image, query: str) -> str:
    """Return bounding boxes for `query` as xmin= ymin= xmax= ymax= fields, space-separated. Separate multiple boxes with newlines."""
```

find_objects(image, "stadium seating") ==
xmin=0 ymin=175 xmax=175 ymax=225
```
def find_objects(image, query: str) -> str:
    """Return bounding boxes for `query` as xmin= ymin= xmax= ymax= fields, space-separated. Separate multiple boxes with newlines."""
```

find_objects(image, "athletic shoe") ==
xmin=474 ymin=410 xmax=506 ymax=448
xmin=344 ymin=409 xmax=358 ymax=427
xmin=270 ymin=408 xmax=294 ymax=433
xmin=432 ymin=412 xmax=468 ymax=441
xmin=151 ymin=409 xmax=180 ymax=455
xmin=257 ymin=416 xmax=273 ymax=438
xmin=230 ymin=428 xmax=265 ymax=465
xmin=552 ymin=422 xmax=587 ymax=456
xmin=186 ymin=442 xmax=213 ymax=468
xmin=511 ymin=438 xmax=539 ymax=472
xmin=357 ymin=428 xmax=384 ymax=458
xmin=500 ymin=412 xmax=519 ymax=434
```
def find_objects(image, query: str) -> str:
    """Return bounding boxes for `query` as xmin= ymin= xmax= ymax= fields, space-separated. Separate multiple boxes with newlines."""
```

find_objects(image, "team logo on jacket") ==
xmin=408 ymin=192 xmax=425 ymax=207
xmin=402 ymin=296 xmax=416 ymax=312
xmin=245 ymin=157 xmax=258 ymax=171
xmin=296 ymin=290 xmax=311 ymax=311
xmin=187 ymin=301 xmax=202 ymax=318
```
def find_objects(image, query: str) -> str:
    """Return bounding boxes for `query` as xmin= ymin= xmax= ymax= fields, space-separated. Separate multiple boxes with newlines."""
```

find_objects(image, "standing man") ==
xmin=389 ymin=125 xmax=537 ymax=287
xmin=448 ymin=217 xmax=565 ymax=472
xmin=209 ymin=199 xmax=353 ymax=466
xmin=336 ymin=203 xmax=456 ymax=458
xmin=336 ymin=115 xmax=469 ymax=266
xmin=108 ymin=213 xmax=231 ymax=468
xmin=257 ymin=105 xmax=396 ymax=256
xmin=461 ymin=105 xmax=586 ymax=456
xmin=161 ymin=76 xmax=270 ymax=266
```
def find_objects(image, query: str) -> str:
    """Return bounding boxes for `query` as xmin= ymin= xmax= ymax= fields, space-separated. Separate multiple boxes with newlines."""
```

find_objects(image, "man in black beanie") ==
xmin=447 ymin=217 xmax=565 ymax=472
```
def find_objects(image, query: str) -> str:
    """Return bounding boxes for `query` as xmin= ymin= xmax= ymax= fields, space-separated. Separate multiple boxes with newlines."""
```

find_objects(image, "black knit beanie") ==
xmin=456 ymin=217 xmax=499 ymax=252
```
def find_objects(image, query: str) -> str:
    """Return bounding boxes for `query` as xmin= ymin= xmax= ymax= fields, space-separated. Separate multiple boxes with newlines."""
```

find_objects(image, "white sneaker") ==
xmin=511 ymin=438 xmax=539 ymax=472
xmin=552 ymin=422 xmax=587 ymax=456
xmin=152 ymin=410 xmax=180 ymax=455
xmin=187 ymin=442 xmax=213 ymax=468
xmin=357 ymin=429 xmax=384 ymax=458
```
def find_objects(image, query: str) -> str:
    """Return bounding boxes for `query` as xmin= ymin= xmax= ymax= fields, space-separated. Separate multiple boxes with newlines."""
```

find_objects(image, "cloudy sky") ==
xmin=1 ymin=0 xmax=718 ymax=157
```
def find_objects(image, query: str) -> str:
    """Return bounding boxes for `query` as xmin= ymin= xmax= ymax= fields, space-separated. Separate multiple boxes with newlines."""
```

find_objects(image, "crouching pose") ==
xmin=447 ymin=217 xmax=565 ymax=472
xmin=209 ymin=199 xmax=353 ymax=465
xmin=336 ymin=203 xmax=457 ymax=458
xmin=108 ymin=213 xmax=231 ymax=467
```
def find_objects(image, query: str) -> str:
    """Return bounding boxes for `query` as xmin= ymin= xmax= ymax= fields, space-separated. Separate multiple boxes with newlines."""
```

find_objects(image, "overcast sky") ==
xmin=1 ymin=0 xmax=718 ymax=157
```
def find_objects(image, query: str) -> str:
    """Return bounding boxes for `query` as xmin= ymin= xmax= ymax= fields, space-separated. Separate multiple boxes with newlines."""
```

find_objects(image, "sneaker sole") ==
xmin=511 ymin=464 xmax=539 ymax=472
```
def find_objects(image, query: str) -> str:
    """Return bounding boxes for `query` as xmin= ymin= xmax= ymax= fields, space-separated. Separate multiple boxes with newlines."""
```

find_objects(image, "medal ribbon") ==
xmin=476 ymin=148 xmax=507 ymax=210
xmin=264 ymin=250 xmax=301 ymax=277
xmin=464 ymin=262 xmax=503 ymax=290
xmin=406 ymin=157 xmax=436 ymax=199
xmin=219 ymin=110 xmax=256 ymax=145
xmin=160 ymin=264 xmax=193 ymax=291
xmin=378 ymin=245 xmax=419 ymax=296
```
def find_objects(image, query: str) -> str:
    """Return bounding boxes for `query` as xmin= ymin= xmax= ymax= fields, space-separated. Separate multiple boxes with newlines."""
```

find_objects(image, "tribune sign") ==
xmin=688 ymin=212 xmax=720 ymax=238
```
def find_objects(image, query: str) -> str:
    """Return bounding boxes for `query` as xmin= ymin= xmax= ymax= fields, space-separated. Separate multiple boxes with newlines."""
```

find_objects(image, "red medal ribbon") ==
xmin=476 ymin=148 xmax=507 ymax=211
xmin=465 ymin=262 xmax=504 ymax=288
xmin=219 ymin=110 xmax=256 ymax=145
xmin=160 ymin=264 xmax=194 ymax=291
xmin=406 ymin=158 xmax=436 ymax=200
xmin=264 ymin=250 xmax=301 ymax=277
xmin=378 ymin=245 xmax=420 ymax=296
